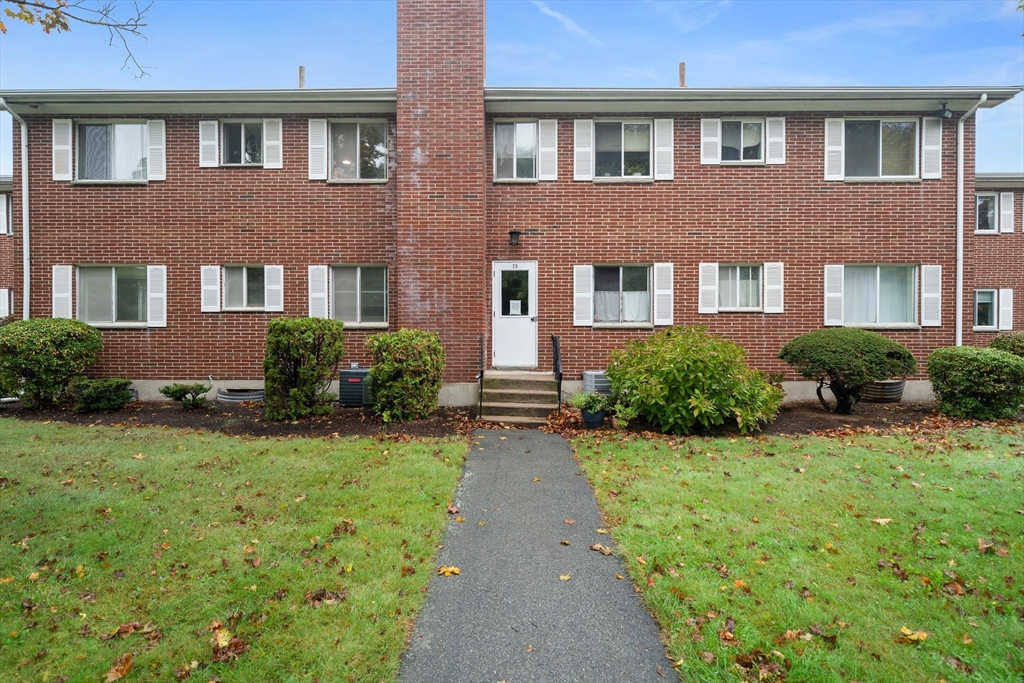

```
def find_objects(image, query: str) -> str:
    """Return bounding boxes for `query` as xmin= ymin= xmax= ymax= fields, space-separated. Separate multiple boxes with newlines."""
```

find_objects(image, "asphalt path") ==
xmin=398 ymin=428 xmax=677 ymax=683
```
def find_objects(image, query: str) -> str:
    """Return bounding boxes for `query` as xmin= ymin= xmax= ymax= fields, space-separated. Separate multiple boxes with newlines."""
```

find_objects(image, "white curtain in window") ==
xmin=114 ymin=124 xmax=147 ymax=180
xmin=844 ymin=266 xmax=876 ymax=323
xmin=594 ymin=291 xmax=619 ymax=322
xmin=622 ymin=292 xmax=650 ymax=322
xmin=878 ymin=266 xmax=913 ymax=323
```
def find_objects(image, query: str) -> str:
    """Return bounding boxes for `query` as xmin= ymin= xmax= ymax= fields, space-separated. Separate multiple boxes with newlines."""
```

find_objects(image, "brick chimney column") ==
xmin=395 ymin=0 xmax=487 ymax=384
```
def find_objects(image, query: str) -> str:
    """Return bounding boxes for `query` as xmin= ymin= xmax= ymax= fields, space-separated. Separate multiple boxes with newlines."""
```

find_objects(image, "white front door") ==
xmin=492 ymin=260 xmax=538 ymax=368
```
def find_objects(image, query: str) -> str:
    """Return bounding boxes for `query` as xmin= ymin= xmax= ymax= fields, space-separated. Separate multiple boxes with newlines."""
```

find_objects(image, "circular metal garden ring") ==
xmin=216 ymin=388 xmax=266 ymax=403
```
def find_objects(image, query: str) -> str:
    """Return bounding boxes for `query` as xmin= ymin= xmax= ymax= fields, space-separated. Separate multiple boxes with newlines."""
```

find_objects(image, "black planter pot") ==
xmin=581 ymin=409 xmax=606 ymax=429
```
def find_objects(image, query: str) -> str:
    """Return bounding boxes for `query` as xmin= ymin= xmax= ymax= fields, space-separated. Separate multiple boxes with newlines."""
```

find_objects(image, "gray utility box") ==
xmin=582 ymin=371 xmax=612 ymax=395
xmin=339 ymin=369 xmax=372 ymax=407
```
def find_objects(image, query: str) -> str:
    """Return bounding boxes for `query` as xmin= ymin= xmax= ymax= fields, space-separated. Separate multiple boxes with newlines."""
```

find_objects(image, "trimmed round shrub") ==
xmin=72 ymin=378 xmax=133 ymax=412
xmin=927 ymin=346 xmax=1024 ymax=420
xmin=264 ymin=317 xmax=346 ymax=421
xmin=778 ymin=328 xmax=916 ymax=415
xmin=606 ymin=326 xmax=783 ymax=435
xmin=159 ymin=382 xmax=212 ymax=410
xmin=368 ymin=329 xmax=445 ymax=422
xmin=990 ymin=331 xmax=1024 ymax=359
xmin=0 ymin=318 xmax=104 ymax=408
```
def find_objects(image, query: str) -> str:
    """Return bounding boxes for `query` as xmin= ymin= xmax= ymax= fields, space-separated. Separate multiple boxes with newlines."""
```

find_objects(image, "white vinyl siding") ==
xmin=1000 ymin=192 xmax=1015 ymax=233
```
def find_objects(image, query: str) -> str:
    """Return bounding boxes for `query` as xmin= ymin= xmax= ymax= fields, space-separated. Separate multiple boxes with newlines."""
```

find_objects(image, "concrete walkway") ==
xmin=399 ymin=429 xmax=677 ymax=683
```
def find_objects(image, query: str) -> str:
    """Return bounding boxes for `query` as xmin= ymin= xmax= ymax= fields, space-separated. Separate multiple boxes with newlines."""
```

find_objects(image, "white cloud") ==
xmin=644 ymin=0 xmax=732 ymax=34
xmin=529 ymin=1 xmax=604 ymax=47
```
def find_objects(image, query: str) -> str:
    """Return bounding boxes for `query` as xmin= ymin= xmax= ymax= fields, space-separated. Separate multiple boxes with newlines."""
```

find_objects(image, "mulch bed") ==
xmin=1 ymin=397 xmax=1012 ymax=440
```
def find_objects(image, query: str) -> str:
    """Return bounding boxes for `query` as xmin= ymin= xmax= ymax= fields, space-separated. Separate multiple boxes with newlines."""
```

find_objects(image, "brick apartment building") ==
xmin=0 ymin=0 xmax=1021 ymax=410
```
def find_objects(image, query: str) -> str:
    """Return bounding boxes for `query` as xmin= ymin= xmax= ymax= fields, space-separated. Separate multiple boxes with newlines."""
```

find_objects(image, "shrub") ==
xmin=368 ymin=329 xmax=445 ymax=422
xmin=159 ymin=382 xmax=212 ymax=410
xmin=0 ymin=318 xmax=104 ymax=408
xmin=606 ymin=326 xmax=783 ymax=435
xmin=990 ymin=331 xmax=1024 ymax=359
xmin=72 ymin=378 xmax=134 ymax=412
xmin=927 ymin=346 xmax=1024 ymax=420
xmin=567 ymin=392 xmax=610 ymax=413
xmin=264 ymin=317 xmax=346 ymax=421
xmin=778 ymin=328 xmax=916 ymax=415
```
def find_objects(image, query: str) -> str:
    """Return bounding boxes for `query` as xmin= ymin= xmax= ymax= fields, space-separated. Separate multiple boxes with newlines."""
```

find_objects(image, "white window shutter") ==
xmin=308 ymin=265 xmax=329 ymax=318
xmin=824 ymin=118 xmax=845 ymax=181
xmin=263 ymin=119 xmax=283 ymax=169
xmin=573 ymin=265 xmax=593 ymax=326
xmin=652 ymin=263 xmax=674 ymax=325
xmin=0 ymin=194 xmax=7 ymax=235
xmin=573 ymin=120 xmax=593 ymax=181
xmin=199 ymin=121 xmax=219 ymax=168
xmin=52 ymin=265 xmax=73 ymax=318
xmin=920 ymin=265 xmax=941 ymax=327
xmin=147 ymin=265 xmax=167 ymax=328
xmin=921 ymin=118 xmax=942 ymax=179
xmin=653 ymin=119 xmax=674 ymax=180
xmin=998 ymin=289 xmax=1014 ymax=330
xmin=824 ymin=265 xmax=844 ymax=326
xmin=765 ymin=117 xmax=786 ymax=165
xmin=147 ymin=120 xmax=166 ymax=181
xmin=0 ymin=288 xmax=9 ymax=318
xmin=52 ymin=120 xmax=73 ymax=181
xmin=308 ymin=119 xmax=328 ymax=180
xmin=698 ymin=262 xmax=718 ymax=314
xmin=537 ymin=119 xmax=558 ymax=181
xmin=763 ymin=262 xmax=784 ymax=313
xmin=200 ymin=266 xmax=220 ymax=312
xmin=264 ymin=265 xmax=284 ymax=312
xmin=700 ymin=119 xmax=721 ymax=165
xmin=1000 ymin=192 xmax=1015 ymax=233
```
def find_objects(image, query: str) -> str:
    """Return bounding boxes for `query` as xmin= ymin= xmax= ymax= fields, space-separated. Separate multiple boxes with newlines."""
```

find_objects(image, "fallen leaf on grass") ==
xmin=636 ymin=556 xmax=647 ymax=565
xmin=978 ymin=538 xmax=994 ymax=553
xmin=104 ymin=652 xmax=133 ymax=681
xmin=718 ymin=617 xmax=738 ymax=645
xmin=437 ymin=565 xmax=460 ymax=577
xmin=871 ymin=518 xmax=892 ymax=526
xmin=734 ymin=579 xmax=751 ymax=594
xmin=172 ymin=660 xmax=198 ymax=681
xmin=700 ymin=651 xmax=716 ymax=664
xmin=961 ymin=633 xmax=973 ymax=645
xmin=0 ymin=577 xmax=13 ymax=584
xmin=212 ymin=629 xmax=249 ymax=663
xmin=734 ymin=649 xmax=787 ymax=682
xmin=589 ymin=543 xmax=613 ymax=556
xmin=401 ymin=565 xmax=415 ymax=577
xmin=132 ymin=453 xmax=145 ymax=460
xmin=896 ymin=627 xmax=928 ymax=644
xmin=304 ymin=588 xmax=349 ymax=607
xmin=945 ymin=655 xmax=973 ymax=674
xmin=559 ymin=574 xmax=571 ymax=581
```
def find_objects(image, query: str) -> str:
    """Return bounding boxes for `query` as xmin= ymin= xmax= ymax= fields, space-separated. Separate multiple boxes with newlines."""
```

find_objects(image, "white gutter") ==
xmin=0 ymin=97 xmax=29 ymax=320
xmin=956 ymin=94 xmax=987 ymax=346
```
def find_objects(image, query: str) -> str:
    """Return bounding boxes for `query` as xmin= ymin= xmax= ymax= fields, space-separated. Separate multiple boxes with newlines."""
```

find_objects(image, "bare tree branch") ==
xmin=1 ymin=0 xmax=154 ymax=77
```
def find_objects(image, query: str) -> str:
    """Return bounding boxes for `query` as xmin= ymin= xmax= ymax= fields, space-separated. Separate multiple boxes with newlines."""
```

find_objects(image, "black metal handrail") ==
xmin=551 ymin=335 xmax=563 ymax=411
xmin=477 ymin=334 xmax=485 ymax=419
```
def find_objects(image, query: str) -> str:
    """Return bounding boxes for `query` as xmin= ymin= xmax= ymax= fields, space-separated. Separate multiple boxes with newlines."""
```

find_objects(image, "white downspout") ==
xmin=0 ymin=97 xmax=30 ymax=320
xmin=956 ymin=94 xmax=987 ymax=346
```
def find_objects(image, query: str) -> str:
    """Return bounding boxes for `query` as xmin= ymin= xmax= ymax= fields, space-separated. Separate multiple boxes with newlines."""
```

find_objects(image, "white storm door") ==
xmin=492 ymin=261 xmax=538 ymax=368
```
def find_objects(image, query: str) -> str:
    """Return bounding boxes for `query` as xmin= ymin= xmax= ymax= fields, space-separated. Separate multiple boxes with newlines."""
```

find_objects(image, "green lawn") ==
xmin=0 ymin=418 xmax=466 ymax=682
xmin=574 ymin=424 xmax=1024 ymax=682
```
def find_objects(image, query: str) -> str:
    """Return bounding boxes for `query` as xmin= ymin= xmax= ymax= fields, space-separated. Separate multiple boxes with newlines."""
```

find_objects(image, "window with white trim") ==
xmin=973 ymin=288 xmax=1014 ymax=331
xmin=824 ymin=117 xmax=941 ymax=181
xmin=0 ymin=288 xmax=12 ymax=318
xmin=0 ymin=193 xmax=10 ymax=235
xmin=722 ymin=120 xmax=763 ymax=162
xmin=223 ymin=122 xmax=263 ymax=165
xmin=199 ymin=119 xmax=282 ymax=169
xmin=573 ymin=263 xmax=674 ymax=327
xmin=200 ymin=265 xmax=283 ymax=313
xmin=976 ymin=194 xmax=998 ymax=233
xmin=330 ymin=122 xmax=387 ymax=181
xmin=52 ymin=120 xmax=165 ymax=183
xmin=495 ymin=121 xmax=537 ymax=180
xmin=332 ymin=265 xmax=387 ymax=324
xmin=824 ymin=264 xmax=940 ymax=327
xmin=701 ymin=118 xmax=785 ymax=165
xmin=699 ymin=262 xmax=784 ymax=314
xmin=595 ymin=121 xmax=651 ymax=178
xmin=225 ymin=266 xmax=265 ymax=308
xmin=72 ymin=265 xmax=167 ymax=328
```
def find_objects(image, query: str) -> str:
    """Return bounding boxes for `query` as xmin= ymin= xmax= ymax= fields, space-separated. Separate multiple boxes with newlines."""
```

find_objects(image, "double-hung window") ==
xmin=975 ymin=192 xmax=1016 ymax=234
xmin=823 ymin=264 xmax=942 ymax=328
xmin=306 ymin=265 xmax=388 ymax=326
xmin=824 ymin=117 xmax=941 ymax=181
xmin=495 ymin=122 xmax=537 ymax=180
xmin=721 ymin=120 xmax=763 ymax=162
xmin=973 ymin=289 xmax=1014 ymax=331
xmin=58 ymin=264 xmax=167 ymax=327
xmin=53 ymin=120 xmax=164 ymax=183
xmin=700 ymin=118 xmax=785 ymax=165
xmin=698 ymin=263 xmax=784 ymax=314
xmin=306 ymin=120 xmax=387 ymax=181
xmin=0 ymin=193 xmax=10 ymax=235
xmin=199 ymin=120 xmax=282 ymax=169
xmin=200 ymin=265 xmax=283 ymax=312
xmin=574 ymin=119 xmax=673 ymax=181
xmin=573 ymin=263 xmax=674 ymax=326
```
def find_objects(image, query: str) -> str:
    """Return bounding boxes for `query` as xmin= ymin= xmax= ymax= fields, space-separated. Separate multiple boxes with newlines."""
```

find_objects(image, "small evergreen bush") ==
xmin=606 ymin=326 xmax=783 ymax=435
xmin=927 ymin=346 xmax=1024 ymax=420
xmin=778 ymin=328 xmax=916 ymax=414
xmin=567 ymin=392 xmax=610 ymax=413
xmin=72 ymin=378 xmax=134 ymax=412
xmin=368 ymin=329 xmax=445 ymax=422
xmin=159 ymin=382 xmax=212 ymax=410
xmin=0 ymin=318 xmax=104 ymax=408
xmin=989 ymin=331 xmax=1024 ymax=359
xmin=264 ymin=317 xmax=346 ymax=421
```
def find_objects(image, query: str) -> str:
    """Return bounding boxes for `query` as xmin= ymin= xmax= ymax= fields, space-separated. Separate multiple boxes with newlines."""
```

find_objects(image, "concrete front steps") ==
xmin=479 ymin=371 xmax=560 ymax=427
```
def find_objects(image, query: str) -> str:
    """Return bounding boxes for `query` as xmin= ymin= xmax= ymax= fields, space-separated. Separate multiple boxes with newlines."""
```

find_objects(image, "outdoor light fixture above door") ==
xmin=508 ymin=229 xmax=522 ymax=246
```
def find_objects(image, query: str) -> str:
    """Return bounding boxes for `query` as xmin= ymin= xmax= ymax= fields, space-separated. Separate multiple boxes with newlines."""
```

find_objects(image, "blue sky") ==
xmin=0 ymin=0 xmax=1021 ymax=175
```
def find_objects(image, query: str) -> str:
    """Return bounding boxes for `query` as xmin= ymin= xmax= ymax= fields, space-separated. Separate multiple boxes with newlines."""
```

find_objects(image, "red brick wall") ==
xmin=395 ymin=0 xmax=487 ymax=384
xmin=964 ymin=183 xmax=1024 ymax=346
xmin=485 ymin=112 xmax=971 ymax=380
xmin=10 ymin=115 xmax=396 ymax=379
